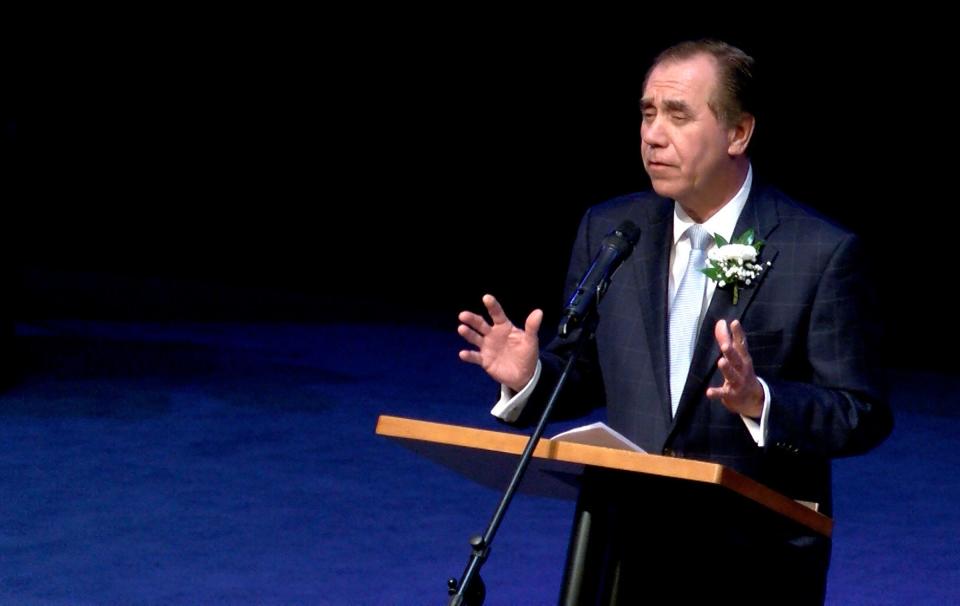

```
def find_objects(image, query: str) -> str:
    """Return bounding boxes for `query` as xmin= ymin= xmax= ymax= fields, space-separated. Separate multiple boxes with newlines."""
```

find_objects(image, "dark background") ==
xmin=2 ymin=16 xmax=957 ymax=605
xmin=2 ymin=14 xmax=951 ymax=367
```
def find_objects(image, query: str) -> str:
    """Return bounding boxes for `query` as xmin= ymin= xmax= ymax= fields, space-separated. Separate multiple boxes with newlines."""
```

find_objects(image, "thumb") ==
xmin=524 ymin=309 xmax=544 ymax=336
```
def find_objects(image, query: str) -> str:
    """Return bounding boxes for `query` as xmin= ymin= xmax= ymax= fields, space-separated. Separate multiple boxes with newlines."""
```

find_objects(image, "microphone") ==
xmin=558 ymin=220 xmax=641 ymax=338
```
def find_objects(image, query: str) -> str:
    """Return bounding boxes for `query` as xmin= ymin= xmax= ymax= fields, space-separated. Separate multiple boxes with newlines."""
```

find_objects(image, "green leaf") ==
xmin=753 ymin=239 xmax=765 ymax=251
xmin=701 ymin=267 xmax=720 ymax=280
xmin=736 ymin=228 xmax=755 ymax=245
xmin=714 ymin=233 xmax=729 ymax=247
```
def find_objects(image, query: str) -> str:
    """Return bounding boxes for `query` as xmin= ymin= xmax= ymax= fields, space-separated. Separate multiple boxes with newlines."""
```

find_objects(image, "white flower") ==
xmin=708 ymin=243 xmax=758 ymax=263
xmin=701 ymin=229 xmax=768 ymax=305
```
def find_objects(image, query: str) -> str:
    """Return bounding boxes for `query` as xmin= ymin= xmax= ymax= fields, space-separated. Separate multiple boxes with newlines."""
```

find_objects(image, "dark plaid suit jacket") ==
xmin=520 ymin=181 xmax=893 ymax=515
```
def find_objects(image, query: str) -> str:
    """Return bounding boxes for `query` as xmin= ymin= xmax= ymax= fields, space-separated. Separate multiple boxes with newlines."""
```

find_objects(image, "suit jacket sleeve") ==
xmin=762 ymin=232 xmax=893 ymax=458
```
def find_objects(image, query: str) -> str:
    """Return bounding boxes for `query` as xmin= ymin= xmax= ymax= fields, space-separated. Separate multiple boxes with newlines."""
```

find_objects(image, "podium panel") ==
xmin=376 ymin=415 xmax=832 ymax=537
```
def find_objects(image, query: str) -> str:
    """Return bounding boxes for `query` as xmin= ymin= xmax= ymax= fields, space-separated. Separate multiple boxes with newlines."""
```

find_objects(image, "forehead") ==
xmin=642 ymin=54 xmax=718 ymax=106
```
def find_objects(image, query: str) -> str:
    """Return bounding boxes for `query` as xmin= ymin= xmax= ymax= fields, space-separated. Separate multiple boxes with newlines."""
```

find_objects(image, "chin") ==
xmin=650 ymin=181 xmax=684 ymax=201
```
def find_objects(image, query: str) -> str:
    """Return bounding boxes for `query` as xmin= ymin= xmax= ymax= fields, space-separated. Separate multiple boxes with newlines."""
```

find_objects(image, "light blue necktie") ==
xmin=668 ymin=224 xmax=711 ymax=417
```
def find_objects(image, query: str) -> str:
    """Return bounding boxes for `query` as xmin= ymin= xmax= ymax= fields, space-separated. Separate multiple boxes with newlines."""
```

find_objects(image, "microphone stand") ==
xmin=447 ymin=305 xmax=600 ymax=605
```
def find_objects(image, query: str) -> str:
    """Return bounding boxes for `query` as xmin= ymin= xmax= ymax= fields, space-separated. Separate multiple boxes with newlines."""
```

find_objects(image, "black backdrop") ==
xmin=2 ymin=14 xmax=953 ymax=367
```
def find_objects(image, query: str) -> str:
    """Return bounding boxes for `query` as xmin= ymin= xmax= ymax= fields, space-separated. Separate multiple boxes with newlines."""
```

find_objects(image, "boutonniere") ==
xmin=701 ymin=228 xmax=771 ymax=304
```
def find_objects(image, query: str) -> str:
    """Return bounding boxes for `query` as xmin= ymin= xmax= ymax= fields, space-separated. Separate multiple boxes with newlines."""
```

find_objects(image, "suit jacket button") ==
xmin=662 ymin=448 xmax=675 ymax=457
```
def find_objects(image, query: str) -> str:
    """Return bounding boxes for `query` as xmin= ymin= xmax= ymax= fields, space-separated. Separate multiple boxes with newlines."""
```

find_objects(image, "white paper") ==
xmin=550 ymin=422 xmax=646 ymax=453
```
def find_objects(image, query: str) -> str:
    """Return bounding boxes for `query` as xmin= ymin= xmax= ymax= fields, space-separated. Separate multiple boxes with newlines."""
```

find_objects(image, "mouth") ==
xmin=646 ymin=160 xmax=673 ymax=171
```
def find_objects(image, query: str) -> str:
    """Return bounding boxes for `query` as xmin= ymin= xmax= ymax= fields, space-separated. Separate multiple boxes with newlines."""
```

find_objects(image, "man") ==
xmin=457 ymin=40 xmax=892 ymax=603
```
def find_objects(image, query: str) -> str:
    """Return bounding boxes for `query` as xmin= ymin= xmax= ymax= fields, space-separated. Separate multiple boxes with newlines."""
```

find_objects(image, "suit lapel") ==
xmin=670 ymin=185 xmax=781 ymax=431
xmin=631 ymin=198 xmax=674 ymax=423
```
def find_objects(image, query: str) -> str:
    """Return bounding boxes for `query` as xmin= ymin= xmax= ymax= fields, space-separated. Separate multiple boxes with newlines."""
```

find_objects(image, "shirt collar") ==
xmin=672 ymin=163 xmax=753 ymax=246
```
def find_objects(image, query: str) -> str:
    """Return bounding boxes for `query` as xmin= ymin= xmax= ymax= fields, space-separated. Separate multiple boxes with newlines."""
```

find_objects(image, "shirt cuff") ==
xmin=490 ymin=360 xmax=542 ymax=422
xmin=740 ymin=376 xmax=771 ymax=447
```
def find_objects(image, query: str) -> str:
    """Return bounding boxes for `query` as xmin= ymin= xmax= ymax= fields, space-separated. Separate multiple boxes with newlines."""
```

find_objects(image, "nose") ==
xmin=642 ymin=115 xmax=667 ymax=150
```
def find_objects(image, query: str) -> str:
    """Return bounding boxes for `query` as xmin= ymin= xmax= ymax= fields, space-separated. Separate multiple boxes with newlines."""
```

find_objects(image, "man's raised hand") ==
xmin=458 ymin=294 xmax=542 ymax=392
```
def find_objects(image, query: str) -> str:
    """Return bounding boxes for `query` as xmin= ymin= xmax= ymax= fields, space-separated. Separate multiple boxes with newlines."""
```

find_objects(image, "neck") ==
xmin=679 ymin=159 xmax=749 ymax=223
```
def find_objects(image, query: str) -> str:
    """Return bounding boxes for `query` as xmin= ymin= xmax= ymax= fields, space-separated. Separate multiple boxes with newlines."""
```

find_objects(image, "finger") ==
xmin=726 ymin=320 xmax=752 ymax=371
xmin=717 ymin=356 xmax=744 ymax=387
xmin=524 ymin=309 xmax=544 ymax=335
xmin=714 ymin=319 xmax=731 ymax=349
xmin=715 ymin=319 xmax=747 ymax=370
xmin=457 ymin=323 xmax=484 ymax=348
xmin=458 ymin=311 xmax=491 ymax=336
xmin=458 ymin=350 xmax=483 ymax=365
xmin=706 ymin=384 xmax=730 ymax=401
xmin=707 ymin=384 xmax=740 ymax=414
xmin=719 ymin=339 xmax=746 ymax=371
xmin=483 ymin=294 xmax=509 ymax=325
xmin=729 ymin=320 xmax=749 ymax=354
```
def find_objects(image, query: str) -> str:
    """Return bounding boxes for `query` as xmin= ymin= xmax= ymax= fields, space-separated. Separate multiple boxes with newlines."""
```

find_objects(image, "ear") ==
xmin=727 ymin=112 xmax=755 ymax=156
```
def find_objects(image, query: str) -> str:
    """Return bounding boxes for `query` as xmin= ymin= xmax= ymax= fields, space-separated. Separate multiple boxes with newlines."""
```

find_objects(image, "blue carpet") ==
xmin=0 ymin=321 xmax=956 ymax=604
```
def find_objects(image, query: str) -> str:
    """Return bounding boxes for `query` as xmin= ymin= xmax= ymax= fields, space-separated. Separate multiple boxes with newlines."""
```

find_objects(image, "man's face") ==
xmin=640 ymin=54 xmax=735 ymax=207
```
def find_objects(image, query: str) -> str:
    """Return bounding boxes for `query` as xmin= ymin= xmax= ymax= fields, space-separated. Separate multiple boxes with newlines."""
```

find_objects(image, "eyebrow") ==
xmin=639 ymin=98 xmax=693 ymax=115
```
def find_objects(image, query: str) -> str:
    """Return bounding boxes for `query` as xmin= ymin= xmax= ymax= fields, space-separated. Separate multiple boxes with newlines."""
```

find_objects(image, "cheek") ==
xmin=671 ymin=137 xmax=693 ymax=165
xmin=677 ymin=136 xmax=714 ymax=169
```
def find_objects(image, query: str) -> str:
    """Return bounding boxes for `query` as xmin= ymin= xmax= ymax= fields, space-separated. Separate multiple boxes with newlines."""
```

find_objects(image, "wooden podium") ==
xmin=377 ymin=414 xmax=833 ymax=603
